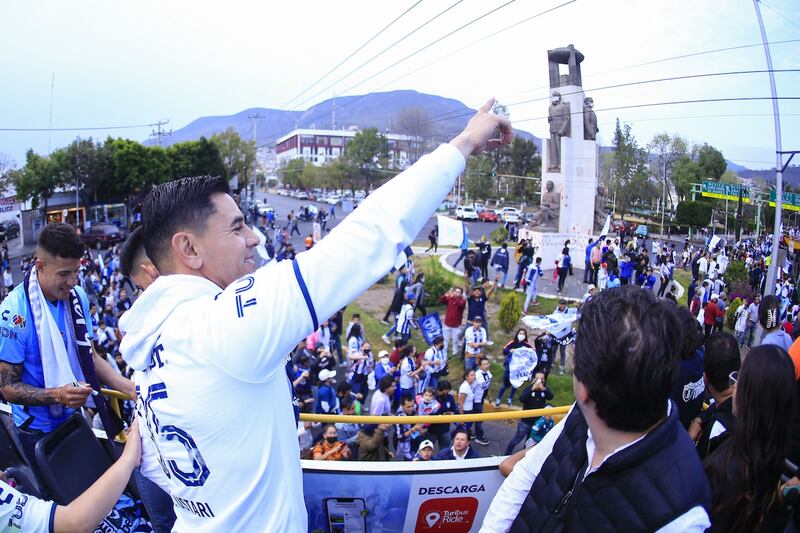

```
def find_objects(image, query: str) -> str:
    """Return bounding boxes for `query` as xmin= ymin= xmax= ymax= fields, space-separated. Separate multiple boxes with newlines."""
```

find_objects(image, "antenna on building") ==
xmin=331 ymin=91 xmax=336 ymax=130
xmin=48 ymin=72 xmax=55 ymax=153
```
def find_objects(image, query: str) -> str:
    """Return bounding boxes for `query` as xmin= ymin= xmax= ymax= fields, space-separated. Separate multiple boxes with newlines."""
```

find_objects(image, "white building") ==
xmin=274 ymin=128 xmax=421 ymax=169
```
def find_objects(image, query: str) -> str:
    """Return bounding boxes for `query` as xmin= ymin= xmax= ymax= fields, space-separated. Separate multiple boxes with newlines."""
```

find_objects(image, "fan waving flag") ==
xmin=436 ymin=215 xmax=468 ymax=247
xmin=598 ymin=215 xmax=611 ymax=240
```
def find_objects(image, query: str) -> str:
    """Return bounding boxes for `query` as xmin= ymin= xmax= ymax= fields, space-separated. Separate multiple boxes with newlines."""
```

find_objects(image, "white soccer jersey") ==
xmin=0 ymin=481 xmax=54 ymax=532
xmin=119 ymin=144 xmax=466 ymax=532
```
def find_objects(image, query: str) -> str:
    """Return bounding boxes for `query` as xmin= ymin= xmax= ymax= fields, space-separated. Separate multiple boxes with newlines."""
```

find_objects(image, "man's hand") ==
xmin=449 ymin=98 xmax=513 ymax=159
xmin=57 ymin=384 xmax=93 ymax=408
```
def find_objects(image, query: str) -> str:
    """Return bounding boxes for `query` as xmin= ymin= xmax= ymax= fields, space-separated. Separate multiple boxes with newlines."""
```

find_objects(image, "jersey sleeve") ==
xmin=202 ymin=144 xmax=465 ymax=383
xmin=0 ymin=480 xmax=56 ymax=532
xmin=0 ymin=292 xmax=29 ymax=365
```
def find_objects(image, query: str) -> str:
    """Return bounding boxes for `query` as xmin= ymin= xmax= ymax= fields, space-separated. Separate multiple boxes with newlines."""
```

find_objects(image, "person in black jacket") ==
xmin=688 ymin=332 xmax=739 ymax=460
xmin=504 ymin=371 xmax=553 ymax=455
xmin=433 ymin=427 xmax=479 ymax=460
xmin=669 ymin=308 xmax=706 ymax=429
xmin=428 ymin=380 xmax=457 ymax=450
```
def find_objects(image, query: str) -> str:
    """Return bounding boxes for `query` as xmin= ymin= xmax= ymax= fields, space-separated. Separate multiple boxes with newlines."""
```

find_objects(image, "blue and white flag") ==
xmin=437 ymin=215 xmax=467 ymax=247
xmin=509 ymin=347 xmax=539 ymax=388
xmin=418 ymin=313 xmax=443 ymax=346
xmin=392 ymin=245 xmax=414 ymax=272
xmin=521 ymin=308 xmax=579 ymax=334
xmin=598 ymin=215 xmax=611 ymax=240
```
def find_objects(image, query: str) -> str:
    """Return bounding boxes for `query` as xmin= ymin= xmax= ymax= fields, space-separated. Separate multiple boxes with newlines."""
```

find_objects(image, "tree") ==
xmin=506 ymin=138 xmax=540 ymax=200
xmin=697 ymin=143 xmax=727 ymax=182
xmin=719 ymin=170 xmax=739 ymax=185
xmin=166 ymin=137 xmax=226 ymax=181
xmin=343 ymin=128 xmax=388 ymax=191
xmin=281 ymin=158 xmax=305 ymax=189
xmin=0 ymin=153 xmax=15 ymax=196
xmin=671 ymin=155 xmax=701 ymax=201
xmin=393 ymin=107 xmax=432 ymax=163
xmin=676 ymin=201 xmax=712 ymax=230
xmin=464 ymin=155 xmax=494 ymax=201
xmin=210 ymin=127 xmax=257 ymax=190
xmin=610 ymin=120 xmax=654 ymax=218
xmin=648 ymin=133 xmax=687 ymax=209
xmin=99 ymin=138 xmax=171 ymax=201
xmin=12 ymin=149 xmax=62 ymax=210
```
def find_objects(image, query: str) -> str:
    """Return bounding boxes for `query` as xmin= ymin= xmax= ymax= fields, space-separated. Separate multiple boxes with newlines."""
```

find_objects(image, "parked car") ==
xmin=455 ymin=205 xmax=479 ymax=221
xmin=473 ymin=202 xmax=486 ymax=213
xmin=324 ymin=195 xmax=341 ymax=205
xmin=0 ymin=220 xmax=20 ymax=240
xmin=82 ymin=224 xmax=126 ymax=246
xmin=478 ymin=209 xmax=499 ymax=222
xmin=256 ymin=202 xmax=274 ymax=216
xmin=611 ymin=220 xmax=632 ymax=235
xmin=498 ymin=207 xmax=521 ymax=223
xmin=443 ymin=200 xmax=457 ymax=210
xmin=634 ymin=224 xmax=649 ymax=237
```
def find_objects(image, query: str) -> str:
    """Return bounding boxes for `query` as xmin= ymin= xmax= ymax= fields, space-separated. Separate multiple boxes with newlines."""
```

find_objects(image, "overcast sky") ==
xmin=2 ymin=0 xmax=798 ymax=170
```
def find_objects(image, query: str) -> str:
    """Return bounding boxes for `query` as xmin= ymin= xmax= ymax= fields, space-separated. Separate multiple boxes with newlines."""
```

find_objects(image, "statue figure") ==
xmin=583 ymin=97 xmax=598 ymax=141
xmin=547 ymin=91 xmax=571 ymax=173
xmin=594 ymin=185 xmax=607 ymax=231
xmin=531 ymin=180 xmax=560 ymax=227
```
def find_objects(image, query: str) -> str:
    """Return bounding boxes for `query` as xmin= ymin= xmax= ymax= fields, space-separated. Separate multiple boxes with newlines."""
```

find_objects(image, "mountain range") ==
xmin=151 ymin=90 xmax=539 ymax=151
xmin=155 ymin=89 xmax=792 ymax=182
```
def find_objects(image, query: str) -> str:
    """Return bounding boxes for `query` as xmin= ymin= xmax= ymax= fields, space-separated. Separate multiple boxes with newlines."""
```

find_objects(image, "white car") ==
xmin=499 ymin=207 xmax=521 ymax=223
xmin=455 ymin=205 xmax=479 ymax=221
xmin=324 ymin=195 xmax=341 ymax=205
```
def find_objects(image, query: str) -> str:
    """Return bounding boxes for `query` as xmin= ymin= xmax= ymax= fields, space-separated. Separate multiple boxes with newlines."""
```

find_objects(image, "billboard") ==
xmin=701 ymin=181 xmax=749 ymax=203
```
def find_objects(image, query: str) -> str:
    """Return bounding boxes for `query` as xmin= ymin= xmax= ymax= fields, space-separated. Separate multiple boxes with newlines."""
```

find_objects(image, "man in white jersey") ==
xmin=119 ymin=100 xmax=511 ymax=532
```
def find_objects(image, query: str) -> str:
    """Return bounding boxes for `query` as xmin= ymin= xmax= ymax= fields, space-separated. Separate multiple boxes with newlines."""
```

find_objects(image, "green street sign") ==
xmin=701 ymin=181 xmax=750 ymax=202
xmin=769 ymin=190 xmax=800 ymax=212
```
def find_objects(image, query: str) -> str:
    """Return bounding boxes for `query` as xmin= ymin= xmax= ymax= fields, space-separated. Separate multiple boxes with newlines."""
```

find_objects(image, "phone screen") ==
xmin=324 ymin=497 xmax=367 ymax=533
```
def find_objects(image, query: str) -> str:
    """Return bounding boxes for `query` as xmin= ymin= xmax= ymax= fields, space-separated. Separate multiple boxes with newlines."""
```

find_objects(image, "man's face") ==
xmin=472 ymin=320 xmax=481 ymax=329
xmin=193 ymin=193 xmax=260 ymax=289
xmin=119 ymin=289 xmax=127 ymax=300
xmin=453 ymin=432 xmax=468 ymax=452
xmin=35 ymin=251 xmax=80 ymax=302
xmin=438 ymin=388 xmax=450 ymax=398
xmin=455 ymin=288 xmax=463 ymax=298
xmin=533 ymin=373 xmax=546 ymax=390
xmin=558 ymin=303 xmax=566 ymax=311
xmin=387 ymin=383 xmax=396 ymax=396
xmin=402 ymin=400 xmax=415 ymax=415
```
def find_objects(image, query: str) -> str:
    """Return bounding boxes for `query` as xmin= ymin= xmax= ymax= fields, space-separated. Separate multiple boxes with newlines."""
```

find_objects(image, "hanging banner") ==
xmin=508 ymin=347 xmax=539 ymax=388
xmin=0 ymin=196 xmax=16 ymax=213
xmin=418 ymin=313 xmax=443 ymax=346
xmin=302 ymin=457 xmax=505 ymax=533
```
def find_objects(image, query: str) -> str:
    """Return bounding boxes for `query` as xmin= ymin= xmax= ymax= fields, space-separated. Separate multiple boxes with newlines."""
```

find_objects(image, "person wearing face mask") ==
xmin=311 ymin=425 xmax=351 ymax=461
xmin=504 ymin=371 xmax=553 ymax=455
xmin=496 ymin=329 xmax=532 ymax=407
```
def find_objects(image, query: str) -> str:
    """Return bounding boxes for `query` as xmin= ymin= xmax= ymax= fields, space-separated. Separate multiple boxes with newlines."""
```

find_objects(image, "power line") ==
xmin=504 ymin=38 xmax=800 ymax=101
xmin=419 ymin=68 xmax=800 ymax=129
xmin=291 ymin=0 xmax=465 ymax=111
xmin=513 ymin=96 xmax=800 ymax=125
xmin=281 ymin=0 xmax=425 ymax=109
xmin=759 ymin=0 xmax=800 ymax=34
xmin=0 ymin=122 xmax=164 ymax=132
xmin=296 ymin=0 xmax=521 ymax=128
xmin=363 ymin=0 xmax=577 ymax=104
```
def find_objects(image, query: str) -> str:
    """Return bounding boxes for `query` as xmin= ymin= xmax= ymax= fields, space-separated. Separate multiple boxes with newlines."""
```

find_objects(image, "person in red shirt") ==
xmin=704 ymin=294 xmax=721 ymax=339
xmin=438 ymin=286 xmax=467 ymax=357
xmin=783 ymin=314 xmax=795 ymax=338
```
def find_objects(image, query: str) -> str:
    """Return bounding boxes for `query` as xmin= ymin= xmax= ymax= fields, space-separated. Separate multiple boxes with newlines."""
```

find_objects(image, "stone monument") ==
xmin=525 ymin=44 xmax=600 ymax=267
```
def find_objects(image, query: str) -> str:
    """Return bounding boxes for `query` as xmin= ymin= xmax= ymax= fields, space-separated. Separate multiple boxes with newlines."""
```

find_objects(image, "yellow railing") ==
xmin=101 ymin=388 xmax=134 ymax=442
xmin=299 ymin=405 xmax=569 ymax=425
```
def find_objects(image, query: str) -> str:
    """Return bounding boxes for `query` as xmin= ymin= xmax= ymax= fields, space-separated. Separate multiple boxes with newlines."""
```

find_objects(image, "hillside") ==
xmin=154 ymin=90 xmax=539 ymax=149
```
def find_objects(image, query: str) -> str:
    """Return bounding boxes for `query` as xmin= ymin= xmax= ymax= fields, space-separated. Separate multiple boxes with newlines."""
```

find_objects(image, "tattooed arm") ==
xmin=0 ymin=362 xmax=91 ymax=408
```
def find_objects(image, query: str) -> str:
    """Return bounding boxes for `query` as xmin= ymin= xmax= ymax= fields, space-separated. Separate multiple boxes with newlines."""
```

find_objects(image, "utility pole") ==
xmin=248 ymin=113 xmax=265 ymax=205
xmin=150 ymin=120 xmax=171 ymax=147
xmin=48 ymin=73 xmax=55 ymax=153
xmin=660 ymin=161 xmax=667 ymax=237
xmin=754 ymin=0 xmax=783 ymax=296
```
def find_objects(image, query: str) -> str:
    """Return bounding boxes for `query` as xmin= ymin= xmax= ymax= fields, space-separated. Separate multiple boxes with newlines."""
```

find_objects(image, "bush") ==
xmin=423 ymin=258 xmax=452 ymax=308
xmin=726 ymin=297 xmax=743 ymax=330
xmin=490 ymin=226 xmax=509 ymax=245
xmin=724 ymin=260 xmax=748 ymax=288
xmin=498 ymin=291 xmax=522 ymax=333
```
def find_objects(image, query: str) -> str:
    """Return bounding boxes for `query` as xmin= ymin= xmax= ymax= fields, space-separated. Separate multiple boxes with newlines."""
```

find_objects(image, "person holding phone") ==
xmin=312 ymin=425 xmax=351 ymax=461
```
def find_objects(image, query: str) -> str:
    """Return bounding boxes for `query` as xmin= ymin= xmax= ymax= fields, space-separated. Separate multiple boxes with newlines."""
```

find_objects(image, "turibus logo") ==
xmin=415 ymin=497 xmax=478 ymax=532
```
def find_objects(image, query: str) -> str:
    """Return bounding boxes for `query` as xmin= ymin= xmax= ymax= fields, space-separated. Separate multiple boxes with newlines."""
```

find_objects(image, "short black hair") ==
xmin=336 ymin=382 xmax=351 ymax=394
xmin=704 ymin=332 xmax=741 ymax=392
xmin=379 ymin=375 xmax=394 ymax=392
xmin=433 ymin=335 xmax=444 ymax=345
xmin=438 ymin=380 xmax=451 ymax=391
xmin=119 ymin=226 xmax=146 ymax=277
xmin=574 ymin=284 xmax=681 ymax=432
xmin=400 ymin=394 xmax=414 ymax=405
xmin=38 ymin=223 xmax=84 ymax=259
xmin=142 ymin=175 xmax=229 ymax=270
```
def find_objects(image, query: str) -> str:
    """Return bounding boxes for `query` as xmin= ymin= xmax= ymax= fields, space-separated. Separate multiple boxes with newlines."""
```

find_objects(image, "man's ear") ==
xmin=171 ymin=231 xmax=202 ymax=271
xmin=139 ymin=262 xmax=160 ymax=285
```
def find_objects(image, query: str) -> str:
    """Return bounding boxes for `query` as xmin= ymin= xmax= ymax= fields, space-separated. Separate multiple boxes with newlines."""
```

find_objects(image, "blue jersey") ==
xmin=0 ymin=284 xmax=93 ymax=432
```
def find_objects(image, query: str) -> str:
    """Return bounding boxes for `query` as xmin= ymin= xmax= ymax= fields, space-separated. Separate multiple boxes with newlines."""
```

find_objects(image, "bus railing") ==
xmin=299 ymin=405 xmax=570 ymax=425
